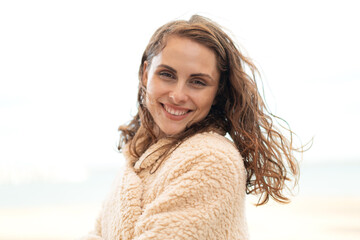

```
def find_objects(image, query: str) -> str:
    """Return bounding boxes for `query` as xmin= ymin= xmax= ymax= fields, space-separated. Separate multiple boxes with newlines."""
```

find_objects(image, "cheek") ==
xmin=145 ymin=82 xmax=165 ymax=114
xmin=147 ymin=78 xmax=169 ymax=102
xmin=146 ymin=87 xmax=160 ymax=104
xmin=146 ymin=76 xmax=159 ymax=94
xmin=145 ymin=78 xmax=157 ymax=101
xmin=196 ymin=94 xmax=216 ymax=112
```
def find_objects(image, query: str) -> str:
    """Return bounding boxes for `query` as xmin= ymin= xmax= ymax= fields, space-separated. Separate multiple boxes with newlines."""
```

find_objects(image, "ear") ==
xmin=142 ymin=61 xmax=149 ymax=87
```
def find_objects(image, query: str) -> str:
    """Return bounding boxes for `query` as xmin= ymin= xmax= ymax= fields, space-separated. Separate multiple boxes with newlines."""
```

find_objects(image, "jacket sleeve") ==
xmin=133 ymin=150 xmax=246 ymax=240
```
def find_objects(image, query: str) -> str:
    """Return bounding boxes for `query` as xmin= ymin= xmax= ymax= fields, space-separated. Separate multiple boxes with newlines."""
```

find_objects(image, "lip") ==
xmin=161 ymin=103 xmax=192 ymax=121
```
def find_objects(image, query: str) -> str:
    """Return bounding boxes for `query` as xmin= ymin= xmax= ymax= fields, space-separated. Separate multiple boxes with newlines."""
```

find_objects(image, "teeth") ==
xmin=164 ymin=105 xmax=188 ymax=116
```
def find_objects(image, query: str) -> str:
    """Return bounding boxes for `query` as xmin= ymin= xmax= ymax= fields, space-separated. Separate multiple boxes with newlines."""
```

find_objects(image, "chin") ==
xmin=163 ymin=130 xmax=182 ymax=136
xmin=161 ymin=126 xmax=186 ymax=136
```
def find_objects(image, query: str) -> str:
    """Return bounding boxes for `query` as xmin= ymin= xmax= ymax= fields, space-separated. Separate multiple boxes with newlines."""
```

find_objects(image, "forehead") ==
xmin=152 ymin=36 xmax=219 ymax=80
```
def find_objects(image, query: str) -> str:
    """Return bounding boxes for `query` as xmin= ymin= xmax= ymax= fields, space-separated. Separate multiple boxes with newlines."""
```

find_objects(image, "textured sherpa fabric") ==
xmin=81 ymin=131 xmax=248 ymax=240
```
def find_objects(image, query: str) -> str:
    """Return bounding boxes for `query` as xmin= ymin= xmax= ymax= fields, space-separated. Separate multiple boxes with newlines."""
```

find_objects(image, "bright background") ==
xmin=1 ymin=0 xmax=359 ymax=239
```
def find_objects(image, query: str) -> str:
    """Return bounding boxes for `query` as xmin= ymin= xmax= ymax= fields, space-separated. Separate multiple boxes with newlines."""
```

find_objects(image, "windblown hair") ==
xmin=118 ymin=15 xmax=300 ymax=206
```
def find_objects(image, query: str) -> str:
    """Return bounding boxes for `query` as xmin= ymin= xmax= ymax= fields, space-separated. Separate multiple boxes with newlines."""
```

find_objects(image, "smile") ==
xmin=163 ymin=104 xmax=189 ymax=116
xmin=161 ymin=103 xmax=192 ymax=120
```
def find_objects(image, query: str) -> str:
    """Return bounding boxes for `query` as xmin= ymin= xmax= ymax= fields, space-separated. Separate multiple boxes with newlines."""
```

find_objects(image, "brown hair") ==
xmin=118 ymin=15 xmax=301 ymax=206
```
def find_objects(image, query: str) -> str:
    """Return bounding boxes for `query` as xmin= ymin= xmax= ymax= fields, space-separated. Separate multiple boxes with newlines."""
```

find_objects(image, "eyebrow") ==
xmin=157 ymin=64 xmax=215 ymax=82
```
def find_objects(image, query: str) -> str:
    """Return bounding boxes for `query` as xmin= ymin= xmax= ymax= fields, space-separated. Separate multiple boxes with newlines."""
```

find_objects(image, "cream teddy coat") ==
xmin=81 ymin=131 xmax=248 ymax=240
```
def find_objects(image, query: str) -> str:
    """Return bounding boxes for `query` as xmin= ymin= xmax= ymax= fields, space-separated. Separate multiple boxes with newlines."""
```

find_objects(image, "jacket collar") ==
xmin=124 ymin=129 xmax=225 ymax=173
xmin=123 ymin=137 xmax=171 ymax=173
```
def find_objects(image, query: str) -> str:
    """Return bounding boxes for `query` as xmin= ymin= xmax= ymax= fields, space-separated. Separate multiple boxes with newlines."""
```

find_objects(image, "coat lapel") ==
xmin=116 ymin=146 xmax=143 ymax=240
xmin=117 ymin=139 xmax=169 ymax=239
xmin=133 ymin=138 xmax=170 ymax=173
xmin=118 ymin=166 xmax=143 ymax=240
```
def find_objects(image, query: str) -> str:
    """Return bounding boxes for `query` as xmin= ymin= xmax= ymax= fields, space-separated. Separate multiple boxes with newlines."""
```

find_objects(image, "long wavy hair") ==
xmin=118 ymin=15 xmax=301 ymax=206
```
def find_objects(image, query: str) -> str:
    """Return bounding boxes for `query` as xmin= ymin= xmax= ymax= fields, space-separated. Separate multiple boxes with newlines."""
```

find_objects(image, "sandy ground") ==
xmin=0 ymin=196 xmax=359 ymax=240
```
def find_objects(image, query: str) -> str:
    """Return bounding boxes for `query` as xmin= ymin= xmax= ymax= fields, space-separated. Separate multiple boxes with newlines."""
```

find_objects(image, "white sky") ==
xmin=1 ymin=0 xmax=359 ymax=171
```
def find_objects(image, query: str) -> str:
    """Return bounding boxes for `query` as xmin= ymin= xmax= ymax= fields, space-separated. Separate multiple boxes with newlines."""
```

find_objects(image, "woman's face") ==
xmin=143 ymin=36 xmax=220 ymax=136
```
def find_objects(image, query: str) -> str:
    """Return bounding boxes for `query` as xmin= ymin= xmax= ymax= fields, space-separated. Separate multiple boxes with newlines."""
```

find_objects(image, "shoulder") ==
xmin=188 ymin=131 xmax=237 ymax=150
xmin=163 ymin=131 xmax=245 ymax=178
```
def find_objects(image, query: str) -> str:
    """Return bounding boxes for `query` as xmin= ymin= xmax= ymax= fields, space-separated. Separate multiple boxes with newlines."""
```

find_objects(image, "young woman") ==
xmin=81 ymin=15 xmax=299 ymax=240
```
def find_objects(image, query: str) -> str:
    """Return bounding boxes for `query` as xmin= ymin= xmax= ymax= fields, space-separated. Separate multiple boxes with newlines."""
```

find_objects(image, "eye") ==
xmin=159 ymin=71 xmax=174 ymax=79
xmin=190 ymin=79 xmax=207 ymax=87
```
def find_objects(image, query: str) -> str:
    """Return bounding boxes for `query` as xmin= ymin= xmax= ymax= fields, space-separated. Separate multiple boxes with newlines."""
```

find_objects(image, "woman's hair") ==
xmin=118 ymin=15 xmax=301 ymax=206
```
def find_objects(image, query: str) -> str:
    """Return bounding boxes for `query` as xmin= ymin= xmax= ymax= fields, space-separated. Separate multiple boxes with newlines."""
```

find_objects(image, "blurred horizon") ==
xmin=1 ymin=158 xmax=359 ymax=210
xmin=1 ymin=156 xmax=360 ymax=186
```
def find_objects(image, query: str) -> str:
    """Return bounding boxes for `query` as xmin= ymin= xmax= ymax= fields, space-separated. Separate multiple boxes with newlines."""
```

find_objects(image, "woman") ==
xmin=81 ymin=15 xmax=299 ymax=240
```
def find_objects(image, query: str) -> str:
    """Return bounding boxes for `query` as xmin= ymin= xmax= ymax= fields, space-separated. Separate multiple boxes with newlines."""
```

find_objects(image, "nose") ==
xmin=169 ymin=82 xmax=188 ymax=104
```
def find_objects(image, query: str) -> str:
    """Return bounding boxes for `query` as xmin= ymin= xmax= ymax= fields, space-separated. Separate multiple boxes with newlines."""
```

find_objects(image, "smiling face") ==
xmin=142 ymin=36 xmax=220 ymax=137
